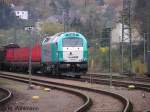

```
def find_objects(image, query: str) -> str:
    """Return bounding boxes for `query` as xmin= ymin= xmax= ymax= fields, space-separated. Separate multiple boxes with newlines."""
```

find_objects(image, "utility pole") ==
xmin=13 ymin=27 xmax=17 ymax=44
xmin=144 ymin=33 xmax=146 ymax=65
xmin=63 ymin=10 xmax=69 ymax=32
xmin=85 ymin=0 xmax=89 ymax=8
xmin=85 ymin=0 xmax=87 ymax=8
xmin=146 ymin=15 xmax=150 ymax=51
xmin=121 ymin=0 xmax=132 ymax=74
xmin=29 ymin=28 xmax=32 ymax=88
xmin=121 ymin=13 xmax=124 ymax=73
xmin=43 ymin=0 xmax=46 ymax=14
xmin=13 ymin=17 xmax=18 ymax=44
xmin=128 ymin=0 xmax=132 ymax=74
xmin=109 ymin=28 xmax=112 ymax=87
xmin=25 ymin=27 xmax=33 ymax=89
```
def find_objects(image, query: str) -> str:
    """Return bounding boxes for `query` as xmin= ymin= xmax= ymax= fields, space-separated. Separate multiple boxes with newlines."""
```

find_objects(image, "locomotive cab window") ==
xmin=63 ymin=38 xmax=83 ymax=47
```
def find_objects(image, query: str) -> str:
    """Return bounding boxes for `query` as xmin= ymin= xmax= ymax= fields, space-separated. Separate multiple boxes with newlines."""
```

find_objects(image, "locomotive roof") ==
xmin=42 ymin=32 xmax=62 ymax=44
xmin=42 ymin=32 xmax=85 ymax=45
xmin=50 ymin=32 xmax=64 ymax=42
xmin=4 ymin=43 xmax=20 ymax=48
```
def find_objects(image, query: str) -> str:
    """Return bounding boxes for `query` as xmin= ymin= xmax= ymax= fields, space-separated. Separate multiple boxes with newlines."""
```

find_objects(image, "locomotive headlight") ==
xmin=77 ymin=64 xmax=80 ymax=67
xmin=67 ymin=64 xmax=70 ymax=67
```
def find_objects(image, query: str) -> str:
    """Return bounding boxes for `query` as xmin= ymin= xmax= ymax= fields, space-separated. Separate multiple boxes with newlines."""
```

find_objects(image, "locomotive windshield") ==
xmin=63 ymin=38 xmax=83 ymax=47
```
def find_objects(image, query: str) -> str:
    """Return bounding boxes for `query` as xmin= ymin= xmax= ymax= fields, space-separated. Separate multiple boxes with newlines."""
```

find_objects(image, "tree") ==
xmin=40 ymin=22 xmax=64 ymax=35
xmin=134 ymin=0 xmax=150 ymax=34
xmin=0 ymin=2 xmax=17 ymax=29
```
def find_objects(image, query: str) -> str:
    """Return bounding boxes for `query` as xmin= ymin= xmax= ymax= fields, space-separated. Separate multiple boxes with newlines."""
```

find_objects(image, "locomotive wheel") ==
xmin=9 ymin=67 xmax=13 ymax=72
xmin=52 ymin=69 xmax=56 ymax=75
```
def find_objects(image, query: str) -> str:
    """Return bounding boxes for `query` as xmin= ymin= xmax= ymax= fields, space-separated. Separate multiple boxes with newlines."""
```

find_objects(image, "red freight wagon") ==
xmin=4 ymin=44 xmax=41 ymax=72
xmin=32 ymin=44 xmax=41 ymax=62
xmin=5 ymin=44 xmax=41 ymax=62
xmin=5 ymin=48 xmax=14 ymax=61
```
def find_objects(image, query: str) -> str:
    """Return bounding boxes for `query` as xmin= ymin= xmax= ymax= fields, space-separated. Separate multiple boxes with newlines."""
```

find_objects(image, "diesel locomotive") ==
xmin=0 ymin=32 xmax=88 ymax=77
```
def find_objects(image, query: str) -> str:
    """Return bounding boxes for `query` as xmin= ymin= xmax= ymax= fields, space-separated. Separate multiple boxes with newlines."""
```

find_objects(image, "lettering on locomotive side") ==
xmin=68 ymin=56 xmax=78 ymax=59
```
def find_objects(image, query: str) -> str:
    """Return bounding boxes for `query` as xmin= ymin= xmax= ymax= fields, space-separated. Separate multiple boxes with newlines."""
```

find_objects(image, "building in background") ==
xmin=14 ymin=10 xmax=28 ymax=20
xmin=111 ymin=23 xmax=141 ymax=44
xmin=11 ymin=5 xmax=28 ymax=20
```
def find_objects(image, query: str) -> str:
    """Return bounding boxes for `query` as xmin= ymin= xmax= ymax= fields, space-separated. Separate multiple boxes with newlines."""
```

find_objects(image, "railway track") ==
xmin=80 ymin=74 xmax=150 ymax=112
xmin=86 ymin=73 xmax=150 ymax=83
xmin=0 ymin=87 xmax=12 ymax=105
xmin=81 ymin=74 xmax=150 ymax=92
xmin=0 ymin=73 xmax=91 ymax=112
xmin=0 ymin=71 xmax=132 ymax=112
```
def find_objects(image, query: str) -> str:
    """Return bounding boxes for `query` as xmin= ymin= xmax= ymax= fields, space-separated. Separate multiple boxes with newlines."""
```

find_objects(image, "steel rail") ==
xmin=86 ymin=73 xmax=150 ymax=83
xmin=0 ymin=73 xmax=91 ymax=112
xmin=144 ymin=110 xmax=150 ymax=112
xmin=0 ymin=87 xmax=12 ymax=104
xmin=0 ymin=72 xmax=132 ymax=112
xmin=81 ymin=76 xmax=150 ymax=92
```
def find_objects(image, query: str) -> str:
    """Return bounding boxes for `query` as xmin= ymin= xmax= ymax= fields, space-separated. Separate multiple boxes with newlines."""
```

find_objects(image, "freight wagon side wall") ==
xmin=5 ymin=45 xmax=41 ymax=62
xmin=32 ymin=45 xmax=41 ymax=61
xmin=6 ymin=49 xmax=15 ymax=61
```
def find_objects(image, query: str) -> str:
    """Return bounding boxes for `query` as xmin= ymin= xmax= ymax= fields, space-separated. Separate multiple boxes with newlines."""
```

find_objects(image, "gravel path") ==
xmin=0 ymin=78 xmax=84 ymax=112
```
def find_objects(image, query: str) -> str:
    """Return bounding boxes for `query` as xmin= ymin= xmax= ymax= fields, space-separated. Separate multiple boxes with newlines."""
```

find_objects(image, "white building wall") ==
xmin=111 ymin=23 xmax=129 ymax=43
xmin=111 ymin=23 xmax=141 ymax=44
xmin=15 ymin=11 xmax=28 ymax=20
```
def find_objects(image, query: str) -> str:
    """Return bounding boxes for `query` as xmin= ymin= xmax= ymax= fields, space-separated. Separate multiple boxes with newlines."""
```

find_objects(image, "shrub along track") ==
xmin=0 ymin=87 xmax=12 ymax=105
xmin=0 ymin=71 xmax=132 ymax=112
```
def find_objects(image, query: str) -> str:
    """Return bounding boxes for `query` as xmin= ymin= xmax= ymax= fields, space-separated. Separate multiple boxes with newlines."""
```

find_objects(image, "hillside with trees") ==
xmin=0 ymin=0 xmax=122 ymax=47
xmin=134 ymin=0 xmax=150 ymax=34
xmin=1 ymin=0 xmax=149 ymax=73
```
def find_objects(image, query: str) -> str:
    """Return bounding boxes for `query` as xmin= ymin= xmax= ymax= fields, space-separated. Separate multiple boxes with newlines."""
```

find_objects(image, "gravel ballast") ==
xmin=1 ymin=72 xmax=150 ymax=112
xmin=29 ymin=75 xmax=150 ymax=112
xmin=0 ymin=78 xmax=84 ymax=112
